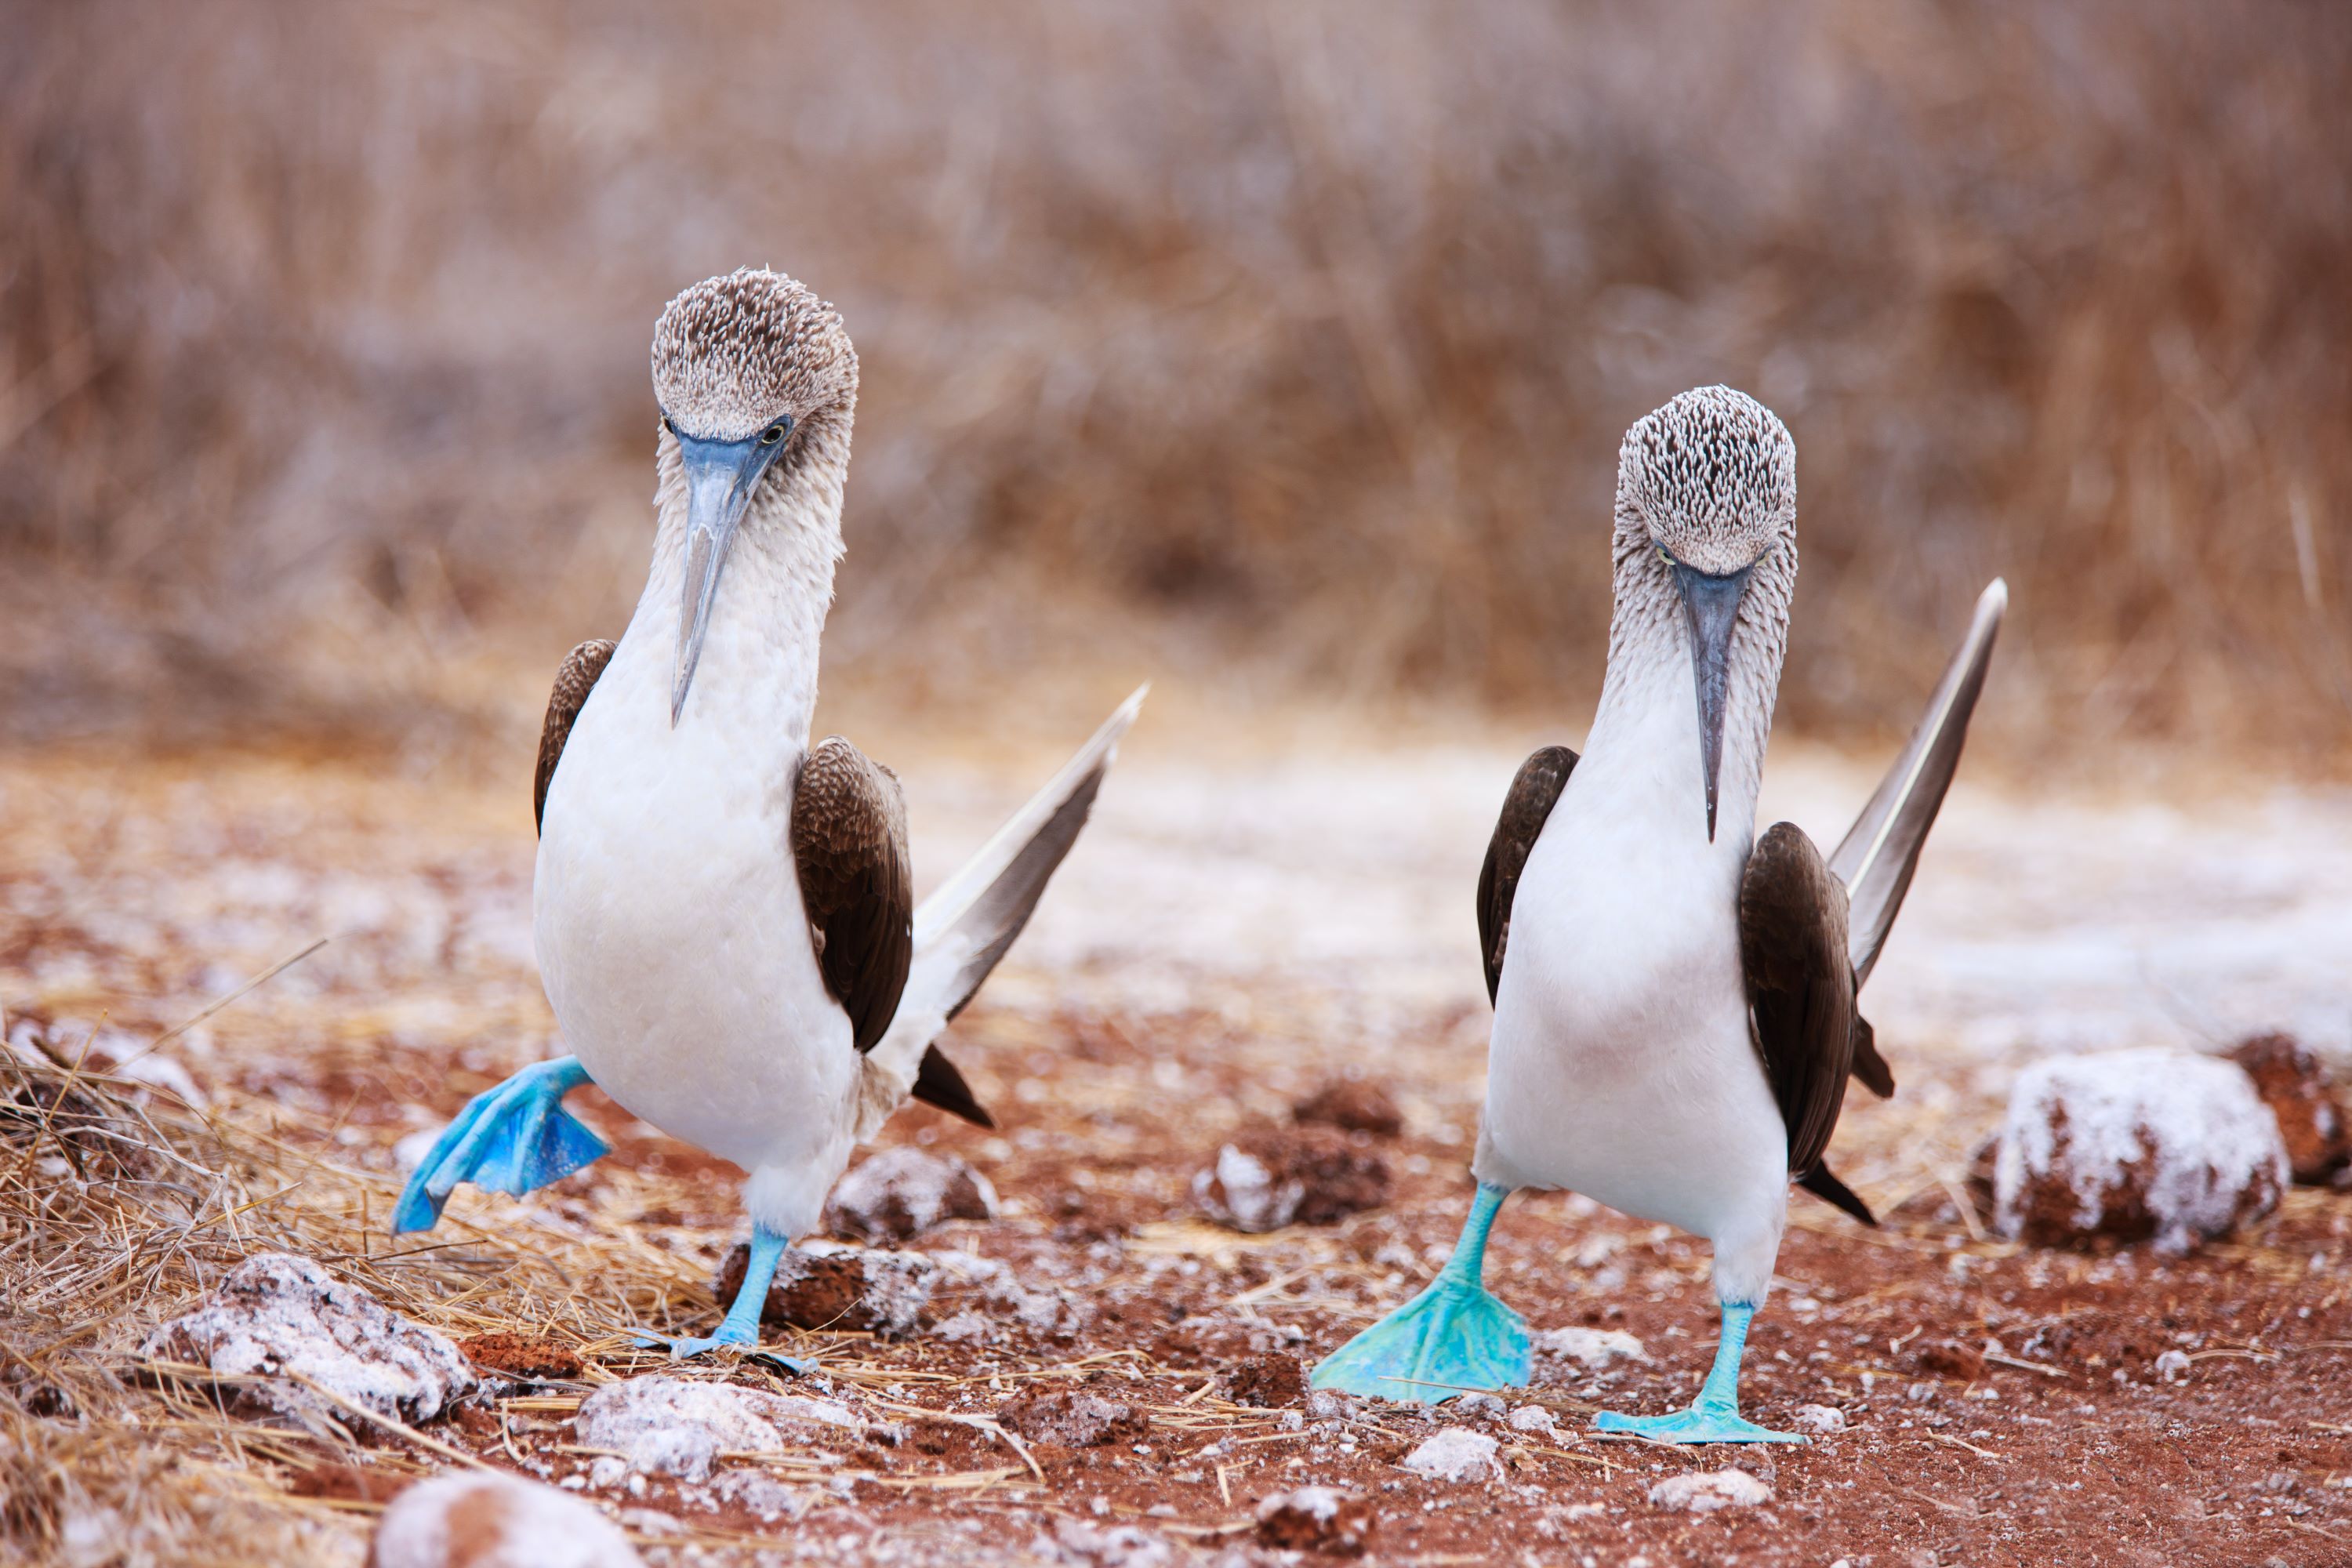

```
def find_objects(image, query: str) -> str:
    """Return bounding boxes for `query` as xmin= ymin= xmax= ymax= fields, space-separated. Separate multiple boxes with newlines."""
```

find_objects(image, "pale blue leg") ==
xmin=1592 ymin=1300 xmax=1802 ymax=1443
xmin=1311 ymin=1183 xmax=1530 ymax=1403
xmin=641 ymin=1225 xmax=810 ymax=1370
xmin=392 ymin=1057 xmax=608 ymax=1233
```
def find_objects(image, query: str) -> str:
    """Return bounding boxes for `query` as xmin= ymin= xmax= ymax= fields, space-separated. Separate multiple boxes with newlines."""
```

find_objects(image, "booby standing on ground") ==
xmin=1313 ymin=387 xmax=2003 ymax=1441
xmin=394 ymin=268 xmax=1145 ymax=1359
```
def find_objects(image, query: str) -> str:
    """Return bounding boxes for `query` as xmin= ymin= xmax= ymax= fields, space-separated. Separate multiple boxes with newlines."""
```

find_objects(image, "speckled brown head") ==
xmin=1614 ymin=386 xmax=1795 ymax=575
xmin=653 ymin=269 xmax=860 ymax=726
xmin=652 ymin=268 xmax=858 ymax=442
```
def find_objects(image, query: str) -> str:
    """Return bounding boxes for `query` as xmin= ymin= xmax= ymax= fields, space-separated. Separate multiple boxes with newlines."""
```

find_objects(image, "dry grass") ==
xmin=2 ymin=2 xmax=2348 ymax=764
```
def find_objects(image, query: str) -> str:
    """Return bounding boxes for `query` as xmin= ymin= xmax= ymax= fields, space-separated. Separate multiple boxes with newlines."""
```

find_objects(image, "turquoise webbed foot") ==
xmin=634 ymin=1225 xmax=807 ymax=1370
xmin=393 ymin=1056 xmax=608 ymax=1233
xmin=1592 ymin=1405 xmax=1801 ymax=1444
xmin=1312 ymin=1184 xmax=1530 ymax=1404
xmin=1592 ymin=1300 xmax=1806 ymax=1445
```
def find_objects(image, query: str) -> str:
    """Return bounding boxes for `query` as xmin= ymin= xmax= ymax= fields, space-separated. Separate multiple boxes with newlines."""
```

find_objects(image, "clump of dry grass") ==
xmin=0 ymin=1027 xmax=705 ymax=1565
xmin=4 ymin=2 xmax=2350 ymax=762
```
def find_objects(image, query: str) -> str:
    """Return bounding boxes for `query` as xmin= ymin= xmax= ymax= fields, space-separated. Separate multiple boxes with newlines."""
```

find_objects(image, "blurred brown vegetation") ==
xmin=3 ymin=1 xmax=2350 ymax=764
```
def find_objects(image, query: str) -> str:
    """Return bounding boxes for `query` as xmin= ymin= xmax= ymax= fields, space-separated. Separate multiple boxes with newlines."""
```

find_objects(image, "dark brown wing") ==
xmin=1740 ymin=822 xmax=1875 ymax=1221
xmin=535 ymin=640 xmax=617 ymax=833
xmin=1475 ymin=746 xmax=1578 ymax=1004
xmin=790 ymin=737 xmax=914 ymax=1058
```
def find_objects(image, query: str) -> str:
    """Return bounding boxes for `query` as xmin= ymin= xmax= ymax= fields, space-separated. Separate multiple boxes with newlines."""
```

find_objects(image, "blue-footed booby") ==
xmin=1313 ymin=387 xmax=2004 ymax=1442
xmin=393 ymin=268 xmax=1145 ymax=1361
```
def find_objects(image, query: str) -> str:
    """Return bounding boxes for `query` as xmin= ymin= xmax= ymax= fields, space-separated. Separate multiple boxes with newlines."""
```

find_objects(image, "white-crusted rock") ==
xmin=713 ymin=1240 xmax=936 ymax=1340
xmin=1532 ymin=1326 xmax=1648 ymax=1374
xmin=1508 ymin=1404 xmax=1558 ymax=1437
xmin=140 ymin=1252 xmax=474 ymax=1425
xmin=371 ymin=1472 xmax=641 ymax=1568
xmin=1992 ymin=1049 xmax=2288 ymax=1250
xmin=1036 ymin=1518 xmax=1174 ymax=1567
xmin=1401 ymin=1427 xmax=1499 ymax=1483
xmin=1255 ymin=1486 xmax=1375 ymax=1555
xmin=1192 ymin=1127 xmax=1389 ymax=1233
xmin=1792 ymin=1403 xmax=1847 ymax=1432
xmin=825 ymin=1147 xmax=999 ymax=1242
xmin=1649 ymin=1468 xmax=1773 ymax=1512
xmin=574 ymin=1376 xmax=890 ymax=1483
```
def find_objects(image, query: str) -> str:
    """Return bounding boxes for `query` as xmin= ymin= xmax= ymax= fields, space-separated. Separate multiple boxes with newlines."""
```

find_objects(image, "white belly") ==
xmin=1475 ymin=751 xmax=1789 ymax=1298
xmin=533 ymin=622 xmax=856 ymax=1232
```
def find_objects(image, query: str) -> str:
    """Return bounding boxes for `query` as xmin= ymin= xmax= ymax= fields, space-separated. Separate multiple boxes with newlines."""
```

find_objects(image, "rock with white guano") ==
xmin=1649 ymin=1468 xmax=1773 ymax=1512
xmin=1991 ymin=1049 xmax=2288 ymax=1251
xmin=1530 ymin=1325 xmax=1648 ymax=1379
xmin=1401 ymin=1426 xmax=1499 ymax=1483
xmin=823 ymin=1146 xmax=998 ymax=1242
xmin=573 ymin=1376 xmax=895 ymax=1483
xmin=1255 ymin=1486 xmax=1377 ymax=1555
xmin=1192 ymin=1125 xmax=1389 ymax=1233
xmin=140 ymin=1252 xmax=474 ymax=1426
xmin=369 ymin=1472 xmax=641 ymax=1568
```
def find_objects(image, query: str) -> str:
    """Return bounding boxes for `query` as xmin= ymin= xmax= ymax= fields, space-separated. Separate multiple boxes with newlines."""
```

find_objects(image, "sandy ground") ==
xmin=4 ymin=727 xmax=2351 ymax=1566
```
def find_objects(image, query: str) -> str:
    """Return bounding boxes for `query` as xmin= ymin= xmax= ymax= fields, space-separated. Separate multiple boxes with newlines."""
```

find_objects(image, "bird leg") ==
xmin=1592 ymin=1300 xmax=1802 ymax=1443
xmin=392 ymin=1056 xmax=608 ymax=1234
xmin=643 ymin=1225 xmax=811 ymax=1370
xmin=1309 ymin=1182 xmax=1531 ymax=1403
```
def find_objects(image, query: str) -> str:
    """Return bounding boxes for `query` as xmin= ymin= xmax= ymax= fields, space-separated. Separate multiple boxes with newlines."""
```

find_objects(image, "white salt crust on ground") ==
xmin=140 ymin=1252 xmax=474 ymax=1425
xmin=370 ymin=1472 xmax=642 ymax=1568
xmin=1992 ymin=1048 xmax=2289 ymax=1250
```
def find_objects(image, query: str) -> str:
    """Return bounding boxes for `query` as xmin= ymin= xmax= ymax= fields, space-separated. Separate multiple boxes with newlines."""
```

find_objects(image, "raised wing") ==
xmin=1740 ymin=821 xmax=1873 ymax=1223
xmin=791 ymin=737 xmax=915 ymax=1058
xmin=533 ymin=640 xmax=617 ymax=833
xmin=865 ymin=686 xmax=1145 ymax=1126
xmin=1475 ymin=746 xmax=1578 ymax=1004
xmin=1828 ymin=579 xmax=2005 ymax=986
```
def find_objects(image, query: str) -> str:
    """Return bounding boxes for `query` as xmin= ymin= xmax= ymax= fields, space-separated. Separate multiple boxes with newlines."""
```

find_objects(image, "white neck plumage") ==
xmin=1585 ymin=522 xmax=1796 ymax=851
xmin=634 ymin=414 xmax=852 ymax=750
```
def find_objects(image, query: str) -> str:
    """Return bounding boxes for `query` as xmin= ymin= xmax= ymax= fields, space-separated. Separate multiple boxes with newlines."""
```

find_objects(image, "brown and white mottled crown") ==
xmin=1615 ymin=386 xmax=1795 ymax=575
xmin=651 ymin=269 xmax=858 ymax=442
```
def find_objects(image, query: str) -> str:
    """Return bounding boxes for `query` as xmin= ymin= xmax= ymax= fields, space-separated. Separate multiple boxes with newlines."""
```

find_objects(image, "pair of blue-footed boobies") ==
xmin=1314 ymin=387 xmax=2003 ymax=1442
xmin=393 ymin=269 xmax=2000 ymax=1421
xmin=394 ymin=269 xmax=1143 ymax=1359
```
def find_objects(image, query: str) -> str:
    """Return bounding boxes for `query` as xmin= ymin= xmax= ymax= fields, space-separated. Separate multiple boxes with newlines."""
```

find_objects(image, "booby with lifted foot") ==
xmin=394 ymin=269 xmax=1144 ymax=1362
xmin=1313 ymin=387 xmax=2002 ymax=1440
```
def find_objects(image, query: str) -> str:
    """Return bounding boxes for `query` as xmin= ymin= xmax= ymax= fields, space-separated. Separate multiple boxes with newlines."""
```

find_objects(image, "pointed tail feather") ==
xmin=1798 ymin=1163 xmax=1877 ymax=1225
xmin=1828 ymin=580 xmax=2005 ymax=988
xmin=867 ymin=686 xmax=1146 ymax=1102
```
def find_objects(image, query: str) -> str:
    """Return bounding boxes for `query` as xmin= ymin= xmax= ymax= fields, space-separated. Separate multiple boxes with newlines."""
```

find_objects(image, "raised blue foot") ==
xmin=1593 ymin=1301 xmax=1803 ymax=1444
xmin=1312 ymin=1184 xmax=1530 ymax=1403
xmin=392 ymin=1057 xmax=608 ymax=1233
xmin=633 ymin=1225 xmax=808 ymax=1370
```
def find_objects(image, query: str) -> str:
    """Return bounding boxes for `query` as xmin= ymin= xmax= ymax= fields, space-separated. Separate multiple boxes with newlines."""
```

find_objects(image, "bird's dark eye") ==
xmin=660 ymin=413 xmax=673 ymax=435
xmin=760 ymin=421 xmax=788 ymax=446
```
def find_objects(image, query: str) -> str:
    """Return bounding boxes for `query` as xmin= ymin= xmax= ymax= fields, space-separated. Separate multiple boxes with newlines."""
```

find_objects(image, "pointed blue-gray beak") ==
xmin=1671 ymin=560 xmax=1754 ymax=841
xmin=670 ymin=418 xmax=790 ymax=725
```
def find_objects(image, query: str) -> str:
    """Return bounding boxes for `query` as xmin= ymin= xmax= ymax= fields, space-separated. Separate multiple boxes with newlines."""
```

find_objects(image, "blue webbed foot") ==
xmin=1593 ymin=1405 xmax=1802 ymax=1444
xmin=392 ymin=1056 xmax=607 ymax=1234
xmin=1592 ymin=1299 xmax=1805 ymax=1445
xmin=1312 ymin=1184 xmax=1530 ymax=1404
xmin=631 ymin=1226 xmax=807 ymax=1371
xmin=629 ymin=1324 xmax=809 ymax=1373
